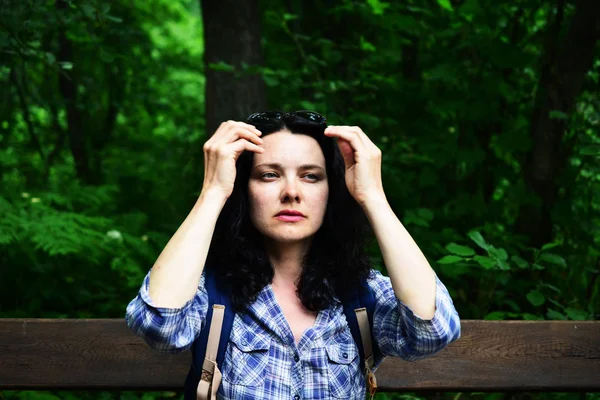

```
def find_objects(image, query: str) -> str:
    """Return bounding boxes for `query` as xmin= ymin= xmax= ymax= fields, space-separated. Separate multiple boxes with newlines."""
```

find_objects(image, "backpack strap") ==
xmin=185 ymin=271 xmax=379 ymax=399
xmin=341 ymin=276 xmax=382 ymax=397
xmin=197 ymin=304 xmax=224 ymax=400
xmin=184 ymin=268 xmax=235 ymax=400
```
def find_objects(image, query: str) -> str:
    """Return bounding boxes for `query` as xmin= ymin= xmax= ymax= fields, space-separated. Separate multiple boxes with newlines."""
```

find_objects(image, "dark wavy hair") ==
xmin=205 ymin=112 xmax=372 ymax=312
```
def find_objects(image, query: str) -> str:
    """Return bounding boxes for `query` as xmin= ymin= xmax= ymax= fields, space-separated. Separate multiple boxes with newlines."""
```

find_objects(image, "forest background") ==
xmin=1 ymin=0 xmax=599 ymax=399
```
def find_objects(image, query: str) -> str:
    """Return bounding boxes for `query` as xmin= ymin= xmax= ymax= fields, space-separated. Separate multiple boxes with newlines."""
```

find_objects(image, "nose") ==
xmin=280 ymin=178 xmax=301 ymax=203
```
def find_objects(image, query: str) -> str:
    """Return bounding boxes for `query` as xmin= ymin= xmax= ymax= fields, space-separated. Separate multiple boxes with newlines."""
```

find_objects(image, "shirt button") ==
xmin=293 ymin=353 xmax=299 ymax=362
xmin=342 ymin=352 xmax=348 ymax=359
xmin=293 ymin=395 xmax=300 ymax=400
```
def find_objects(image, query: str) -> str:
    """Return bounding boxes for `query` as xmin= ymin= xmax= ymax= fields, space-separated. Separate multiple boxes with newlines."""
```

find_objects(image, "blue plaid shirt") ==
xmin=126 ymin=269 xmax=460 ymax=399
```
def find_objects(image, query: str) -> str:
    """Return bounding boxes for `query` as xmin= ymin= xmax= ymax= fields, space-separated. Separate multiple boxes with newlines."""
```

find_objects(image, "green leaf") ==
xmin=579 ymin=145 xmax=600 ymax=156
xmin=367 ymin=0 xmax=390 ymax=15
xmin=526 ymin=290 xmax=545 ymax=306
xmin=299 ymin=100 xmax=317 ymax=110
xmin=541 ymin=241 xmax=561 ymax=251
xmin=565 ymin=308 xmax=588 ymax=320
xmin=437 ymin=0 xmax=454 ymax=11
xmin=484 ymin=311 xmax=505 ymax=320
xmin=105 ymin=15 xmax=123 ymax=23
xmin=497 ymin=259 xmax=511 ymax=270
xmin=262 ymin=75 xmax=279 ymax=87
xmin=446 ymin=243 xmax=476 ymax=257
xmin=208 ymin=61 xmax=235 ymax=72
xmin=404 ymin=209 xmax=425 ymax=227
xmin=523 ymin=313 xmax=543 ymax=321
xmin=473 ymin=255 xmax=495 ymax=269
xmin=496 ymin=249 xmax=508 ymax=261
xmin=468 ymin=230 xmax=488 ymax=250
xmin=540 ymin=282 xmax=561 ymax=293
xmin=437 ymin=255 xmax=463 ymax=264
xmin=283 ymin=13 xmax=298 ymax=21
xmin=417 ymin=208 xmax=433 ymax=221
xmin=549 ymin=110 xmax=568 ymax=120
xmin=546 ymin=309 xmax=567 ymax=320
xmin=539 ymin=253 xmax=567 ymax=267
xmin=360 ymin=36 xmax=376 ymax=52
xmin=45 ymin=52 xmax=56 ymax=64
xmin=81 ymin=3 xmax=96 ymax=19
xmin=58 ymin=61 xmax=73 ymax=70
xmin=511 ymin=255 xmax=529 ymax=269
xmin=505 ymin=299 xmax=520 ymax=312
xmin=488 ymin=246 xmax=508 ymax=261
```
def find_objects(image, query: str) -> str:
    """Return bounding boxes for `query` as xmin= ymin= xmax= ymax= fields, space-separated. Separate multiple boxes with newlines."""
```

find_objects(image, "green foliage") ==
xmin=1 ymin=0 xmax=599 ymax=399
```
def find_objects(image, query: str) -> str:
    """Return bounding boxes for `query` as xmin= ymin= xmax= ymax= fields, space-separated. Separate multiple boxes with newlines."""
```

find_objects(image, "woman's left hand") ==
xmin=324 ymin=125 xmax=386 ymax=206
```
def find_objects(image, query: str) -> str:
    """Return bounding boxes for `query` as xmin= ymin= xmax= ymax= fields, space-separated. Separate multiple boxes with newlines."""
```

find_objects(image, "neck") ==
xmin=264 ymin=239 xmax=311 ymax=287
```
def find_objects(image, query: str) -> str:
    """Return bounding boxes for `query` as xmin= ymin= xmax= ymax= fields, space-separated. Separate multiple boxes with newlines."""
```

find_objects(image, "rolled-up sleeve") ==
xmin=368 ymin=269 xmax=461 ymax=362
xmin=124 ymin=269 xmax=208 ymax=353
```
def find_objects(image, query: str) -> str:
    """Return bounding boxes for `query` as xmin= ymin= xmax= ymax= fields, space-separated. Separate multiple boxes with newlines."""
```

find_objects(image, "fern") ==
xmin=0 ymin=196 xmax=27 ymax=245
xmin=26 ymin=205 xmax=113 ymax=262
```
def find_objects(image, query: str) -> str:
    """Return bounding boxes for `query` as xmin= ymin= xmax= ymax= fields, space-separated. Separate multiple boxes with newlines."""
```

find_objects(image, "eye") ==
xmin=304 ymin=173 xmax=320 ymax=181
xmin=261 ymin=172 xmax=278 ymax=179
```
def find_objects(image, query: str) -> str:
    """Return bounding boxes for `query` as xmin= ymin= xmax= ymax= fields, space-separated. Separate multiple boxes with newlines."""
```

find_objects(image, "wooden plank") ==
xmin=376 ymin=320 xmax=600 ymax=392
xmin=0 ymin=319 xmax=598 ymax=391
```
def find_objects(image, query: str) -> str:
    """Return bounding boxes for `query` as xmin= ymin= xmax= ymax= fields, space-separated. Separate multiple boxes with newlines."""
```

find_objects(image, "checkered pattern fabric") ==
xmin=126 ymin=269 xmax=461 ymax=399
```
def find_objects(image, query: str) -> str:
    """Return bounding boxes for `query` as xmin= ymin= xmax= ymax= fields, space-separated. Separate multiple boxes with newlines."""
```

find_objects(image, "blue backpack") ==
xmin=183 ymin=268 xmax=382 ymax=399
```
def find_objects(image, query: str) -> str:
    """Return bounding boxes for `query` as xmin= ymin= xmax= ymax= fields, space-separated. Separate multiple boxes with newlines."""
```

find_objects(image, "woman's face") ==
xmin=248 ymin=130 xmax=329 ymax=245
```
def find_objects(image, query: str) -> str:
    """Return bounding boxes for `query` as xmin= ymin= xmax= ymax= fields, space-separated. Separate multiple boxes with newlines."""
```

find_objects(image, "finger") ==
xmin=219 ymin=120 xmax=262 ymax=134
xmin=228 ymin=138 xmax=265 ymax=157
xmin=230 ymin=127 xmax=264 ymax=147
xmin=232 ymin=120 xmax=263 ymax=136
xmin=217 ymin=126 xmax=264 ymax=147
xmin=326 ymin=125 xmax=370 ymax=146
xmin=337 ymin=138 xmax=355 ymax=169
xmin=324 ymin=126 xmax=365 ymax=152
xmin=213 ymin=121 xmax=262 ymax=143
xmin=326 ymin=125 xmax=380 ymax=154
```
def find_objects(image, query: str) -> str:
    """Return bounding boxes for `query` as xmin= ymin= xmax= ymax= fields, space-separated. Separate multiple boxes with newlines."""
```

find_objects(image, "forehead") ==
xmin=253 ymin=131 xmax=325 ymax=167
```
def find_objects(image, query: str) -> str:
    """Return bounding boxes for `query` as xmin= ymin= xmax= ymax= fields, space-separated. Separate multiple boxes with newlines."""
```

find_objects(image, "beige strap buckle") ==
xmin=355 ymin=307 xmax=378 ymax=399
xmin=197 ymin=305 xmax=226 ymax=400
xmin=366 ymin=366 xmax=378 ymax=399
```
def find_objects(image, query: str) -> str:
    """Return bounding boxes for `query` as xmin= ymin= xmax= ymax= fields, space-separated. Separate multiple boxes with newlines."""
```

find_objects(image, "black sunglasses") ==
xmin=246 ymin=110 xmax=327 ymax=125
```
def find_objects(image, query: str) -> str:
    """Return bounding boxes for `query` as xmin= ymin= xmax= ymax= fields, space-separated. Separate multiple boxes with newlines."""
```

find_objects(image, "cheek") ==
xmin=248 ymin=185 xmax=272 ymax=220
xmin=310 ymin=186 xmax=329 ymax=214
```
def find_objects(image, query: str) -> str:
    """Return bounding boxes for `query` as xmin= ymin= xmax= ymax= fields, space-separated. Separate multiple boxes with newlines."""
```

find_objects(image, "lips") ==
xmin=275 ymin=209 xmax=305 ymax=217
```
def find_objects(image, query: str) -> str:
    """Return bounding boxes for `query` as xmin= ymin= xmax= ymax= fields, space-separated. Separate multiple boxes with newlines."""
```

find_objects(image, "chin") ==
xmin=261 ymin=227 xmax=317 ymax=244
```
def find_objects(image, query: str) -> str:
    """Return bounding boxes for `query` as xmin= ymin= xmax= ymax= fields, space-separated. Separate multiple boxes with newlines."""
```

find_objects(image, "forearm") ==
xmin=148 ymin=189 xmax=227 ymax=308
xmin=362 ymin=195 xmax=437 ymax=319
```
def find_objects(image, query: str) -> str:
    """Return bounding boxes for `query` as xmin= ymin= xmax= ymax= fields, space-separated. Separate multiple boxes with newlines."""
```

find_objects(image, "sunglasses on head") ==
xmin=246 ymin=110 xmax=327 ymax=125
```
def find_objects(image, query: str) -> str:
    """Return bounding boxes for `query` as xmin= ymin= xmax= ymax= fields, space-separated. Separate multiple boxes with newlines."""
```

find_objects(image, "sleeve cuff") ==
xmin=396 ymin=275 xmax=461 ymax=349
xmin=138 ymin=268 xmax=198 ymax=315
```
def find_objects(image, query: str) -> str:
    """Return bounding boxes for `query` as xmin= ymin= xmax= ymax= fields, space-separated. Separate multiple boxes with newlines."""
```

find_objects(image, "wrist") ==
xmin=359 ymin=191 xmax=388 ymax=210
xmin=198 ymin=187 xmax=228 ymax=208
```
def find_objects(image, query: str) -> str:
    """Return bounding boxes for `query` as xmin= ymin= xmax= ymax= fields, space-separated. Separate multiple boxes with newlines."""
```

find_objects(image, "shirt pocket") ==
xmin=325 ymin=337 xmax=360 ymax=398
xmin=222 ymin=324 xmax=271 ymax=387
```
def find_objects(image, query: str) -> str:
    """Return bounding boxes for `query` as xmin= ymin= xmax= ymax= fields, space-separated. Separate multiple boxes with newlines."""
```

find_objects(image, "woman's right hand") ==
xmin=201 ymin=120 xmax=264 ymax=200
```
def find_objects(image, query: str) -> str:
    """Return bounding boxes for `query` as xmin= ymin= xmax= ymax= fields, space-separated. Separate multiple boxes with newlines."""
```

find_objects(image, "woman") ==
xmin=125 ymin=111 xmax=461 ymax=399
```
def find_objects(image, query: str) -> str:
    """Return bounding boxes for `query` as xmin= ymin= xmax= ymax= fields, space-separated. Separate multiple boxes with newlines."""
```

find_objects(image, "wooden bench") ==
xmin=0 ymin=319 xmax=599 ymax=392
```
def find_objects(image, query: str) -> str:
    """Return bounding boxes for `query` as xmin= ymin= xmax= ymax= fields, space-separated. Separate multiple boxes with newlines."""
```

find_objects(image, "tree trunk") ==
xmin=57 ymin=0 xmax=92 ymax=183
xmin=201 ymin=0 xmax=267 ymax=137
xmin=516 ymin=0 xmax=600 ymax=247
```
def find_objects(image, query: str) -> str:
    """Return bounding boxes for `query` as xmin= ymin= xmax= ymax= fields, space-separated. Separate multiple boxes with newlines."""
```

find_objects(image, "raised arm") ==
xmin=125 ymin=121 xmax=264 ymax=352
xmin=148 ymin=121 xmax=264 ymax=308
xmin=324 ymin=125 xmax=460 ymax=360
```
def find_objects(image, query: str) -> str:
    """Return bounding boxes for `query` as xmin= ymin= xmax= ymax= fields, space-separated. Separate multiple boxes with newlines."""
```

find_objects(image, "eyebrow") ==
xmin=254 ymin=162 xmax=325 ymax=172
